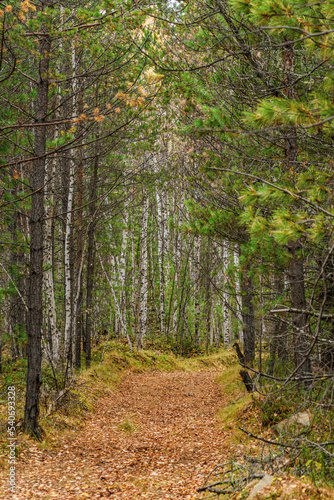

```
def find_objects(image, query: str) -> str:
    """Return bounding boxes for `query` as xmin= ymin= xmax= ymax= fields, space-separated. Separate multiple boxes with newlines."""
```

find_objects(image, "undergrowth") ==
xmin=213 ymin=363 xmax=334 ymax=492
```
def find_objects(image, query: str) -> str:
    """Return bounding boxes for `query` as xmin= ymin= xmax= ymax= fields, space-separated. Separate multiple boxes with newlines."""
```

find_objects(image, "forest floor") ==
xmin=0 ymin=368 xmax=230 ymax=499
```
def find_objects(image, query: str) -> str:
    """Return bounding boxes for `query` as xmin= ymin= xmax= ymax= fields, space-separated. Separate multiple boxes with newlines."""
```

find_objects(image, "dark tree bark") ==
xmin=240 ymin=262 xmax=255 ymax=366
xmin=239 ymin=370 xmax=254 ymax=393
xmin=24 ymin=26 xmax=50 ymax=439
xmin=281 ymin=40 xmax=312 ymax=377
xmin=233 ymin=342 xmax=245 ymax=364
xmin=288 ymin=240 xmax=312 ymax=376
xmin=267 ymin=277 xmax=288 ymax=375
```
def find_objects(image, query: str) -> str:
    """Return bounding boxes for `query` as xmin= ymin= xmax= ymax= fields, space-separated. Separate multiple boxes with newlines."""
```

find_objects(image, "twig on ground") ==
xmin=238 ymin=427 xmax=301 ymax=449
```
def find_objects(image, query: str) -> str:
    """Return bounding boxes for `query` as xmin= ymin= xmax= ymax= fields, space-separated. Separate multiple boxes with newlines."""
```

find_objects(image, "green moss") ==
xmin=118 ymin=417 xmax=138 ymax=433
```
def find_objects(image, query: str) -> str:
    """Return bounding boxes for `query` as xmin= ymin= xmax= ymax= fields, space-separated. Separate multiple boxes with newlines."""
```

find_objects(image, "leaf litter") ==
xmin=0 ymin=370 xmax=230 ymax=499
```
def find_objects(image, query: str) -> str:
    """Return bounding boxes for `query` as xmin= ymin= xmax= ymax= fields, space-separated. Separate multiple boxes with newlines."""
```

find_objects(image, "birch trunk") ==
xmin=75 ymin=147 xmax=83 ymax=368
xmin=210 ymin=281 xmax=214 ymax=347
xmin=222 ymin=241 xmax=231 ymax=346
xmin=194 ymin=235 xmax=201 ymax=346
xmin=98 ymin=252 xmax=132 ymax=351
xmin=215 ymin=309 xmax=220 ymax=349
xmin=119 ymin=210 xmax=129 ymax=338
xmin=43 ymin=11 xmax=62 ymax=363
xmin=156 ymin=185 xmax=165 ymax=336
xmin=162 ymin=190 xmax=170 ymax=278
xmin=172 ymin=194 xmax=181 ymax=335
xmin=63 ymin=159 xmax=75 ymax=361
xmin=233 ymin=244 xmax=244 ymax=343
xmin=9 ymin=167 xmax=27 ymax=360
xmin=136 ymin=196 xmax=149 ymax=350
xmin=131 ymin=204 xmax=137 ymax=336
xmin=44 ymin=157 xmax=60 ymax=362
xmin=63 ymin=43 xmax=77 ymax=362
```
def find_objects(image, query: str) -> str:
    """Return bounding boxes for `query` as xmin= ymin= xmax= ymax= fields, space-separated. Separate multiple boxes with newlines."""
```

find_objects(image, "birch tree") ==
xmin=222 ymin=241 xmax=231 ymax=347
xmin=193 ymin=235 xmax=201 ymax=346
xmin=233 ymin=245 xmax=243 ymax=343
xmin=136 ymin=195 xmax=149 ymax=350
xmin=156 ymin=172 xmax=166 ymax=336
xmin=44 ymin=158 xmax=60 ymax=362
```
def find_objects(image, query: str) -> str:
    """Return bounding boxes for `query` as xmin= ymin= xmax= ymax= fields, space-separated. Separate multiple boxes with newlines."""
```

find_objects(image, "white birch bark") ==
xmin=107 ymin=230 xmax=120 ymax=336
xmin=156 ymin=184 xmax=165 ymax=336
xmin=131 ymin=205 xmax=137 ymax=334
xmin=71 ymin=238 xmax=87 ymax=365
xmin=64 ymin=42 xmax=76 ymax=359
xmin=63 ymin=161 xmax=75 ymax=358
xmin=209 ymin=280 xmax=214 ymax=347
xmin=97 ymin=251 xmax=133 ymax=351
xmin=119 ymin=210 xmax=129 ymax=337
xmin=136 ymin=196 xmax=149 ymax=350
xmin=162 ymin=189 xmax=170 ymax=279
xmin=214 ymin=309 xmax=220 ymax=349
xmin=44 ymin=158 xmax=60 ymax=361
xmin=222 ymin=241 xmax=231 ymax=346
xmin=193 ymin=235 xmax=201 ymax=345
xmin=43 ymin=24 xmax=63 ymax=361
xmin=172 ymin=194 xmax=181 ymax=335
xmin=234 ymin=244 xmax=244 ymax=343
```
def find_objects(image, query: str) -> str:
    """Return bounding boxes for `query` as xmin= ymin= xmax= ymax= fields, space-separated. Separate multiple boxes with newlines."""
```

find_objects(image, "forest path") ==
xmin=5 ymin=370 xmax=229 ymax=499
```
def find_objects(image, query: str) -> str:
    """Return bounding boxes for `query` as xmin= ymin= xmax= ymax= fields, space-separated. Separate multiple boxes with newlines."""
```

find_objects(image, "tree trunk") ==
xmin=234 ymin=244 xmax=244 ymax=343
xmin=136 ymin=196 xmax=149 ymax=350
xmin=9 ymin=167 xmax=27 ymax=360
xmin=241 ymin=261 xmax=255 ymax=367
xmin=44 ymin=157 xmax=60 ymax=362
xmin=215 ymin=310 xmax=220 ymax=349
xmin=194 ymin=235 xmax=201 ymax=346
xmin=98 ymin=252 xmax=133 ymax=351
xmin=64 ymin=42 xmax=78 ymax=364
xmin=131 ymin=186 xmax=137 ymax=336
xmin=222 ymin=241 xmax=231 ymax=346
xmin=24 ymin=28 xmax=50 ymax=439
xmin=75 ymin=147 xmax=84 ymax=368
xmin=85 ymin=156 xmax=99 ymax=367
xmin=119 ymin=210 xmax=129 ymax=339
xmin=63 ymin=156 xmax=75 ymax=362
xmin=283 ymin=41 xmax=311 ymax=377
xmin=288 ymin=240 xmax=312 ymax=376
xmin=156 ymin=184 xmax=166 ymax=336
xmin=205 ymin=276 xmax=212 ymax=353
xmin=172 ymin=195 xmax=181 ymax=336
xmin=210 ymin=281 xmax=215 ymax=348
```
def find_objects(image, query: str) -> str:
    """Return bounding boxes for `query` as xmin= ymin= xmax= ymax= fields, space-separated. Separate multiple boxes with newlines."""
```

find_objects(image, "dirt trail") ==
xmin=2 ymin=370 xmax=228 ymax=499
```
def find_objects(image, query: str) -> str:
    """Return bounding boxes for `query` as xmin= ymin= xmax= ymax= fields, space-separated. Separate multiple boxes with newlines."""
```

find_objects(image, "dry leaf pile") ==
xmin=0 ymin=370 xmax=229 ymax=499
